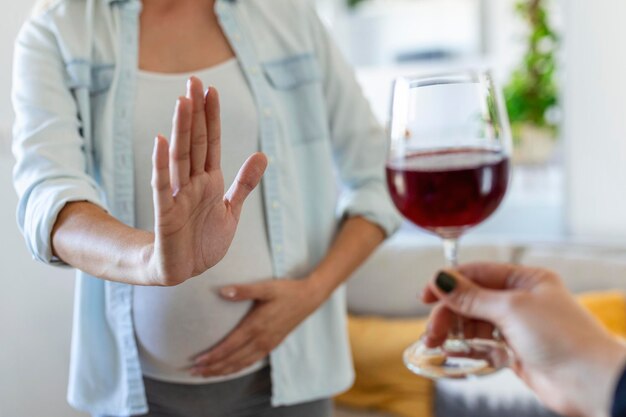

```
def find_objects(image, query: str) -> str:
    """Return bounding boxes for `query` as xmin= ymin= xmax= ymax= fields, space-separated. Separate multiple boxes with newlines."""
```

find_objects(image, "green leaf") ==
xmin=504 ymin=0 xmax=560 ymax=133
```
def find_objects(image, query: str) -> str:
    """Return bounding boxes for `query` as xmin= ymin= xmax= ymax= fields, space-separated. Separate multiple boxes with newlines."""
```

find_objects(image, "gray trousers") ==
xmin=98 ymin=366 xmax=333 ymax=417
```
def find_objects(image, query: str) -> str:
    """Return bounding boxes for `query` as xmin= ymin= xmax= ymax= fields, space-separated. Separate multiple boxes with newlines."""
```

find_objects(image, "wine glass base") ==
xmin=403 ymin=337 xmax=513 ymax=379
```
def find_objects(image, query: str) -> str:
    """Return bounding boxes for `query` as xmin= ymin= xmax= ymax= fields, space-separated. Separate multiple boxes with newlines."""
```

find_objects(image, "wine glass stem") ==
xmin=442 ymin=238 xmax=464 ymax=340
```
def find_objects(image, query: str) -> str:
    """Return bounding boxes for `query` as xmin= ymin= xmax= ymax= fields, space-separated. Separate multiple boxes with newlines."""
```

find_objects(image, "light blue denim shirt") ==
xmin=12 ymin=0 xmax=401 ymax=415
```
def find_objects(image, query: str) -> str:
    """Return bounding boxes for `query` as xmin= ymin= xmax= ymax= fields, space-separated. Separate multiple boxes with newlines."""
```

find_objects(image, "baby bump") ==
xmin=132 ymin=275 xmax=255 ymax=375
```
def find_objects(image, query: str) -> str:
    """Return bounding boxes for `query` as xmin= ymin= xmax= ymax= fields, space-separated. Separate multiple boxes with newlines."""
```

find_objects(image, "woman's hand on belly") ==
xmin=147 ymin=77 xmax=267 ymax=286
xmin=189 ymin=277 xmax=325 ymax=377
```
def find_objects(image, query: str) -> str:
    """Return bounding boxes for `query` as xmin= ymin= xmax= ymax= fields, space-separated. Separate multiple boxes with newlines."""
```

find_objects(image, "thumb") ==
xmin=219 ymin=280 xmax=275 ymax=302
xmin=430 ymin=269 xmax=504 ymax=323
xmin=225 ymin=152 xmax=268 ymax=220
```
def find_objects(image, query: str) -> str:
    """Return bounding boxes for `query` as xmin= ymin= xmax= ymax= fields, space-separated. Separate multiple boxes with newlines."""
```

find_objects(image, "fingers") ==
xmin=205 ymin=86 xmax=221 ymax=172
xmin=425 ymin=305 xmax=498 ymax=348
xmin=187 ymin=77 xmax=209 ymax=176
xmin=421 ymin=263 xmax=518 ymax=305
xmin=191 ymin=281 xmax=277 ymax=376
xmin=458 ymin=263 xmax=564 ymax=293
xmin=425 ymin=304 xmax=453 ymax=348
xmin=455 ymin=263 xmax=520 ymax=290
xmin=421 ymin=287 xmax=439 ymax=304
xmin=219 ymin=281 xmax=276 ymax=302
xmin=191 ymin=308 xmax=273 ymax=377
xmin=225 ymin=153 xmax=268 ymax=219
xmin=192 ymin=341 xmax=265 ymax=377
xmin=422 ymin=263 xmax=561 ymax=306
xmin=170 ymin=97 xmax=193 ymax=193
xmin=151 ymin=135 xmax=174 ymax=214
xmin=193 ymin=328 xmax=253 ymax=368
xmin=429 ymin=270 xmax=505 ymax=322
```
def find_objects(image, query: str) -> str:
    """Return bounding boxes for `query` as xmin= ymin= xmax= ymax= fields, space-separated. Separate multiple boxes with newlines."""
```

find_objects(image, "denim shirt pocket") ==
xmin=65 ymin=61 xmax=115 ymax=96
xmin=90 ymin=64 xmax=116 ymax=96
xmin=262 ymin=53 xmax=329 ymax=145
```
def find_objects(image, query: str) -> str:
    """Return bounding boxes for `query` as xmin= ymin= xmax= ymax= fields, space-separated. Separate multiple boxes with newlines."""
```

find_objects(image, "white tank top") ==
xmin=131 ymin=59 xmax=273 ymax=384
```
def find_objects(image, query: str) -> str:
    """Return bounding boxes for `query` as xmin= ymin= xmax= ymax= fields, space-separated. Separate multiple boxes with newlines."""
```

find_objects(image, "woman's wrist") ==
xmin=298 ymin=217 xmax=387 ymax=311
xmin=573 ymin=336 xmax=626 ymax=417
xmin=105 ymin=229 xmax=157 ymax=286
xmin=137 ymin=238 xmax=158 ymax=286
xmin=303 ymin=271 xmax=337 ymax=307
xmin=594 ymin=338 xmax=626 ymax=417
xmin=51 ymin=201 xmax=163 ymax=285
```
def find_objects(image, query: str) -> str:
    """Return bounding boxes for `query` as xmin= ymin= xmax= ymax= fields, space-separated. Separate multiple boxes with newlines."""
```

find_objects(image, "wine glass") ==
xmin=386 ymin=70 xmax=514 ymax=379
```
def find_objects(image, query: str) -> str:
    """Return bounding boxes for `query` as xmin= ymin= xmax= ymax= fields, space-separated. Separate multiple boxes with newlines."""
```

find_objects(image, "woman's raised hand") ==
xmin=148 ymin=77 xmax=267 ymax=286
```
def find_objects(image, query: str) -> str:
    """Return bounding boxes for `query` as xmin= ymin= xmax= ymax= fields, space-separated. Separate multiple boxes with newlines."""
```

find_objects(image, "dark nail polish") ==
xmin=436 ymin=271 xmax=457 ymax=294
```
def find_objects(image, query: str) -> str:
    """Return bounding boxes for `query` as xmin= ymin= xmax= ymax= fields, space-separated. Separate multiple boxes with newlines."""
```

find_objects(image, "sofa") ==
xmin=335 ymin=230 xmax=626 ymax=417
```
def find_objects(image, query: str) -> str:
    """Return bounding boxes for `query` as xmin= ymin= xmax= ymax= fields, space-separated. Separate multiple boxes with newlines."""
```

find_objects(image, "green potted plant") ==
xmin=504 ymin=0 xmax=560 ymax=164
xmin=347 ymin=0 xmax=368 ymax=8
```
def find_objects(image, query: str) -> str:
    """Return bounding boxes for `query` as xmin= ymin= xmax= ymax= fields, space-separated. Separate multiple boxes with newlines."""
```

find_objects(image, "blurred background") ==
xmin=1 ymin=0 xmax=626 ymax=416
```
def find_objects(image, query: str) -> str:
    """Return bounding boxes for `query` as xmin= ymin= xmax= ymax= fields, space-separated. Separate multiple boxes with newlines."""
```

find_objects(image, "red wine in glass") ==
xmin=389 ymin=71 xmax=514 ymax=379
xmin=386 ymin=148 xmax=509 ymax=237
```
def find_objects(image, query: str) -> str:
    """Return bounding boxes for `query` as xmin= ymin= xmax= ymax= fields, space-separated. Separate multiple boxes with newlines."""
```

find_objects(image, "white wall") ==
xmin=0 ymin=1 xmax=30 ymax=132
xmin=564 ymin=0 xmax=626 ymax=239
xmin=482 ymin=0 xmax=523 ymax=80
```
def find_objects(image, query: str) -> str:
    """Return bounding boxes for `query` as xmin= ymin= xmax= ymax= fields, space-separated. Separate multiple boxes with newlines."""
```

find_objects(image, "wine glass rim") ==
xmin=397 ymin=69 xmax=494 ymax=88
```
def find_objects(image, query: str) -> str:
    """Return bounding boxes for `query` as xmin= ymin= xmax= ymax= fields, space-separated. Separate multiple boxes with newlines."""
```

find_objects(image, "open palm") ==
xmin=148 ymin=77 xmax=267 ymax=286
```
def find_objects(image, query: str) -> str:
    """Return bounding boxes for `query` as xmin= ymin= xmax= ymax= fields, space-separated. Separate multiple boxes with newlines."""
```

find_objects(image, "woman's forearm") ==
xmin=577 ymin=338 xmax=626 ymax=417
xmin=307 ymin=216 xmax=386 ymax=302
xmin=51 ymin=201 xmax=155 ymax=285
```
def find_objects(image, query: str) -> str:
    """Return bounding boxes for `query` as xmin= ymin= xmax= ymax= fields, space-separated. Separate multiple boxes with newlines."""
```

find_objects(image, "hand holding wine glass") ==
xmin=422 ymin=264 xmax=626 ymax=417
xmin=386 ymin=71 xmax=513 ymax=378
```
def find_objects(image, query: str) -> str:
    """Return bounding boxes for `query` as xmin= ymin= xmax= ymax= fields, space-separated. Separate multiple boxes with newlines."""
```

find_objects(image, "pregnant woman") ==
xmin=12 ymin=0 xmax=401 ymax=416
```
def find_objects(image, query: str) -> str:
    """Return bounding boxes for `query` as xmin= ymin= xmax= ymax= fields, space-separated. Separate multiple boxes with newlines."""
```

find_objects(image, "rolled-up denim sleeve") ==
xmin=12 ymin=19 xmax=106 ymax=265
xmin=308 ymin=7 xmax=402 ymax=237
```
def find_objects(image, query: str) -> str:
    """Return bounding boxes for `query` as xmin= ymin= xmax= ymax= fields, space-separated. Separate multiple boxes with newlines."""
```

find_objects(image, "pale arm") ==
xmin=49 ymin=79 xmax=266 ymax=287
xmin=307 ymin=216 xmax=386 ymax=305
xmin=51 ymin=202 xmax=154 ymax=285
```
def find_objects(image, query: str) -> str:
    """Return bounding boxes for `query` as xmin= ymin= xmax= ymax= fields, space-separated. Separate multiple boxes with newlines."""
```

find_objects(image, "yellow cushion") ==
xmin=336 ymin=316 xmax=434 ymax=417
xmin=337 ymin=290 xmax=626 ymax=417
xmin=578 ymin=290 xmax=626 ymax=339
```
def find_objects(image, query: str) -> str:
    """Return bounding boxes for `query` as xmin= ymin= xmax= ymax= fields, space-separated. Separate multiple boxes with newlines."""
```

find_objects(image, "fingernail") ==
xmin=220 ymin=286 xmax=237 ymax=299
xmin=193 ymin=356 xmax=208 ymax=366
xmin=187 ymin=78 xmax=192 ymax=91
xmin=436 ymin=271 xmax=457 ymax=294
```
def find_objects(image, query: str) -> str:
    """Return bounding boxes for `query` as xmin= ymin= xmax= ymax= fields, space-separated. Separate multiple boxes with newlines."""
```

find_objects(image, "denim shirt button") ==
xmin=272 ymin=200 xmax=280 ymax=210
xmin=249 ymin=66 xmax=260 ymax=76
xmin=263 ymin=108 xmax=272 ymax=118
